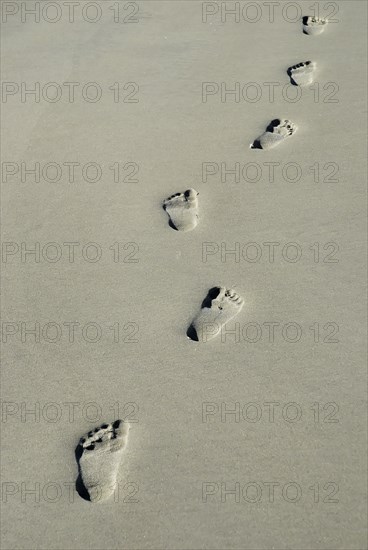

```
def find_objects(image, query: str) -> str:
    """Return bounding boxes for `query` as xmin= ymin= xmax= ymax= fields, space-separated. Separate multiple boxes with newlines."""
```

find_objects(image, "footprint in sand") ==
xmin=303 ymin=16 xmax=328 ymax=35
xmin=76 ymin=419 xmax=129 ymax=502
xmin=187 ymin=287 xmax=244 ymax=342
xmin=163 ymin=188 xmax=199 ymax=232
xmin=288 ymin=61 xmax=316 ymax=86
xmin=250 ymin=118 xmax=297 ymax=150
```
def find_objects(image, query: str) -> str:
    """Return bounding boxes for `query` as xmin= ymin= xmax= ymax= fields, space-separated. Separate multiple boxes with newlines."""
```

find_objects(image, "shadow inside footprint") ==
xmin=187 ymin=287 xmax=222 ymax=341
xmin=287 ymin=68 xmax=298 ymax=86
xmin=162 ymin=203 xmax=179 ymax=231
xmin=266 ymin=119 xmax=281 ymax=132
xmin=250 ymin=139 xmax=262 ymax=149
xmin=302 ymin=16 xmax=310 ymax=34
xmin=75 ymin=444 xmax=91 ymax=502
xmin=200 ymin=287 xmax=221 ymax=308
xmin=251 ymin=120 xmax=281 ymax=148
xmin=168 ymin=219 xmax=178 ymax=231
xmin=186 ymin=324 xmax=198 ymax=341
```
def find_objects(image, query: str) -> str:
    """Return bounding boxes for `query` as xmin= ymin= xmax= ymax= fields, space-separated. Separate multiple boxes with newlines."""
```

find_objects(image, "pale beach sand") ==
xmin=1 ymin=1 xmax=367 ymax=549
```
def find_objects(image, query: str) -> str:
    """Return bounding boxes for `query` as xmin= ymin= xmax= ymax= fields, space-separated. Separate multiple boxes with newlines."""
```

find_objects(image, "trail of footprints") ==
xmin=74 ymin=13 xmax=330 ymax=502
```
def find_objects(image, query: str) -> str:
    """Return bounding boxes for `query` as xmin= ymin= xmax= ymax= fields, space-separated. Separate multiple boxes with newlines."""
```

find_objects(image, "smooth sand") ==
xmin=1 ymin=1 xmax=367 ymax=548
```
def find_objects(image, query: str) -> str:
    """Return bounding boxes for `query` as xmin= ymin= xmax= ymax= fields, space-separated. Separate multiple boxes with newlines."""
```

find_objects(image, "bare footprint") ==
xmin=76 ymin=419 xmax=129 ymax=503
xmin=251 ymin=118 xmax=297 ymax=150
xmin=288 ymin=61 xmax=316 ymax=86
xmin=187 ymin=286 xmax=244 ymax=342
xmin=163 ymin=189 xmax=199 ymax=232
xmin=303 ymin=16 xmax=328 ymax=35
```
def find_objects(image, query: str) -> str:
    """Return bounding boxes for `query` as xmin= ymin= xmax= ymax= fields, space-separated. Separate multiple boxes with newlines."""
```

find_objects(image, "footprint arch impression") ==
xmin=163 ymin=188 xmax=199 ymax=232
xmin=76 ymin=419 xmax=130 ymax=503
xmin=251 ymin=118 xmax=296 ymax=150
xmin=187 ymin=287 xmax=244 ymax=342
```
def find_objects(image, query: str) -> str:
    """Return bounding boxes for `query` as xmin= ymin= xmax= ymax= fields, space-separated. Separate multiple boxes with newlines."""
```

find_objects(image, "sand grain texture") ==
xmin=1 ymin=1 xmax=367 ymax=549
